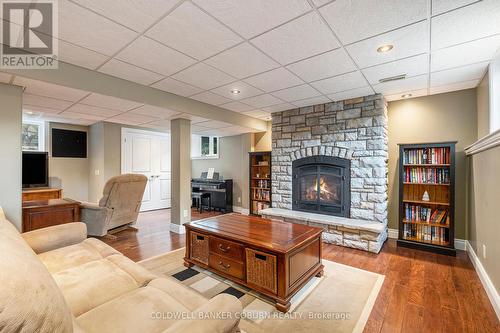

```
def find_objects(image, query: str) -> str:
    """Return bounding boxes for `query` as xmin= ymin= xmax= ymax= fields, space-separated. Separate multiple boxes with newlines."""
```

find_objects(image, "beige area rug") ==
xmin=139 ymin=248 xmax=384 ymax=333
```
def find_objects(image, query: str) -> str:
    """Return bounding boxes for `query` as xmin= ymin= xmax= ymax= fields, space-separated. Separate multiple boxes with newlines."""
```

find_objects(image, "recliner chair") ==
xmin=81 ymin=174 xmax=148 ymax=236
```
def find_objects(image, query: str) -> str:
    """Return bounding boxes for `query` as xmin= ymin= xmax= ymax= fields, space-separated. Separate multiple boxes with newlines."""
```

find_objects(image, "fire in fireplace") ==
xmin=292 ymin=155 xmax=350 ymax=217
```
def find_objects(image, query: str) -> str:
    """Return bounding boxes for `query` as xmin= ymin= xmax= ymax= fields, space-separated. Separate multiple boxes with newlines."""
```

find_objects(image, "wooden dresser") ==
xmin=184 ymin=214 xmax=323 ymax=312
xmin=22 ymin=198 xmax=81 ymax=232
xmin=22 ymin=188 xmax=62 ymax=202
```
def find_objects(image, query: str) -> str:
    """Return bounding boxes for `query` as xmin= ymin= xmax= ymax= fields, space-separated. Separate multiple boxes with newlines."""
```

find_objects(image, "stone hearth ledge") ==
xmin=260 ymin=208 xmax=388 ymax=253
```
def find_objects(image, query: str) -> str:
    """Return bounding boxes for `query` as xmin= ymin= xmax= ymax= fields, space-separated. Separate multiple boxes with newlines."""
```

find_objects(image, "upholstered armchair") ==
xmin=81 ymin=174 xmax=147 ymax=236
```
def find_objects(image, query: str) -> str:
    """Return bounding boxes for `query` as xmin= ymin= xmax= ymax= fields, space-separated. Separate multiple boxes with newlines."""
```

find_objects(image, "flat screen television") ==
xmin=22 ymin=151 xmax=49 ymax=188
xmin=52 ymin=128 xmax=87 ymax=158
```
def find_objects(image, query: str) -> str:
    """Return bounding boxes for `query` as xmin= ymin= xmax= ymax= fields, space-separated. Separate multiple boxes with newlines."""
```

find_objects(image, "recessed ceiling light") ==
xmin=377 ymin=44 xmax=393 ymax=53
xmin=230 ymin=89 xmax=241 ymax=95
xmin=401 ymin=94 xmax=412 ymax=98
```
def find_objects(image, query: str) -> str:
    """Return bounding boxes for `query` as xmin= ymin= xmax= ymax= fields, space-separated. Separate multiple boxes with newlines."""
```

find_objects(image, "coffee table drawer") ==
xmin=209 ymin=253 xmax=245 ymax=280
xmin=246 ymin=248 xmax=277 ymax=294
xmin=209 ymin=236 xmax=244 ymax=261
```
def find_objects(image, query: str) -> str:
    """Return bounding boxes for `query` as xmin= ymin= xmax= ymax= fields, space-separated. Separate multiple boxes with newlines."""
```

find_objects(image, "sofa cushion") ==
xmin=0 ymin=213 xmax=73 ymax=333
xmin=39 ymin=237 xmax=120 ymax=273
xmin=52 ymin=254 xmax=156 ymax=316
xmin=76 ymin=277 xmax=207 ymax=333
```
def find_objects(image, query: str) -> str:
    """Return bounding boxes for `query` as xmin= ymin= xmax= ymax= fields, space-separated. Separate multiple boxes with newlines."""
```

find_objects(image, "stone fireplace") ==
xmin=260 ymin=94 xmax=389 ymax=253
xmin=292 ymin=155 xmax=350 ymax=217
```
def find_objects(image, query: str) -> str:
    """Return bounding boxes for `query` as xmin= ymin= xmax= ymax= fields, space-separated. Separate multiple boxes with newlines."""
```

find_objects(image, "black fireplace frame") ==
xmin=292 ymin=155 xmax=350 ymax=217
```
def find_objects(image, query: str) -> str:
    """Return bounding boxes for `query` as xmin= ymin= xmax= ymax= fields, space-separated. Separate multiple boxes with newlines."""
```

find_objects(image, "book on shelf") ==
xmin=404 ymin=166 xmax=450 ymax=184
xmin=253 ymin=188 xmax=270 ymax=201
xmin=404 ymin=147 xmax=450 ymax=165
xmin=404 ymin=223 xmax=449 ymax=243
xmin=404 ymin=203 xmax=448 ymax=224
xmin=252 ymin=201 xmax=269 ymax=213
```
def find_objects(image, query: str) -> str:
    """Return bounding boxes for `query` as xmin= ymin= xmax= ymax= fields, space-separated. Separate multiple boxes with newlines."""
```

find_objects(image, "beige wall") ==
xmin=252 ymin=121 xmax=272 ymax=152
xmin=0 ymin=83 xmax=22 ymax=229
xmin=47 ymin=123 xmax=90 ymax=202
xmin=387 ymin=89 xmax=478 ymax=239
xmin=477 ymin=72 xmax=490 ymax=138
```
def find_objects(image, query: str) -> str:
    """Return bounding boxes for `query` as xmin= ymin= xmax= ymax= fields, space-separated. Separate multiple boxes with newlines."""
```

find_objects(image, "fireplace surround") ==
xmin=292 ymin=155 xmax=350 ymax=217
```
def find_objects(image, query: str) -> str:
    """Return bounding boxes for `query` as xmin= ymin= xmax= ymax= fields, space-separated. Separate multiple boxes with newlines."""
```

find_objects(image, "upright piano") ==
xmin=191 ymin=178 xmax=233 ymax=213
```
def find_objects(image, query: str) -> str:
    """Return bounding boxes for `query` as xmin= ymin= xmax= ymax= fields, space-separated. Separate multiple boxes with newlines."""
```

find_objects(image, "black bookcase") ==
xmin=397 ymin=142 xmax=456 ymax=256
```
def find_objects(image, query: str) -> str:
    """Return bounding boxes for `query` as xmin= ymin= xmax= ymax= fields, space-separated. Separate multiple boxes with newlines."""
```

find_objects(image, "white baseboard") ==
xmin=169 ymin=223 xmax=185 ymax=234
xmin=387 ymin=228 xmax=466 ymax=250
xmin=233 ymin=206 xmax=249 ymax=215
xmin=465 ymin=241 xmax=500 ymax=320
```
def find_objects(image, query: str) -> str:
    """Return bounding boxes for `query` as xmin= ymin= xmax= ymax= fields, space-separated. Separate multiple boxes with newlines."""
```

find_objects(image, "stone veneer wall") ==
xmin=271 ymin=94 xmax=389 ymax=225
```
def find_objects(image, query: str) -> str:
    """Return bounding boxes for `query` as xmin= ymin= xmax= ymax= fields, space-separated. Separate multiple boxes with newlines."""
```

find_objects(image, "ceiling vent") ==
xmin=379 ymin=74 xmax=406 ymax=83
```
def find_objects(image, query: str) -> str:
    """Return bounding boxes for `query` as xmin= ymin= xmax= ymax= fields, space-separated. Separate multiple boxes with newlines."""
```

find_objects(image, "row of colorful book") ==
xmin=404 ymin=167 xmax=450 ymax=184
xmin=404 ymin=203 xmax=448 ymax=224
xmin=252 ymin=189 xmax=270 ymax=201
xmin=404 ymin=223 xmax=450 ymax=243
xmin=403 ymin=147 xmax=450 ymax=165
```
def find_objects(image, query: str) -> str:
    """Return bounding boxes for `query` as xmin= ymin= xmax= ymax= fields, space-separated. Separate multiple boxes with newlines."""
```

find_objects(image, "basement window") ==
xmin=191 ymin=134 xmax=220 ymax=159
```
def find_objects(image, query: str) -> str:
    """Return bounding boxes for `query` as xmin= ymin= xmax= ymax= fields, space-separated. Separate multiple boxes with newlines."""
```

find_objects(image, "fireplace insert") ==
xmin=292 ymin=155 xmax=350 ymax=217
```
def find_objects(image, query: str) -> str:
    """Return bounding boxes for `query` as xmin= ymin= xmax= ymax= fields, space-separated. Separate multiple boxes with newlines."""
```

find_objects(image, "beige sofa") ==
xmin=81 ymin=174 xmax=148 ymax=237
xmin=0 ymin=209 xmax=242 ymax=333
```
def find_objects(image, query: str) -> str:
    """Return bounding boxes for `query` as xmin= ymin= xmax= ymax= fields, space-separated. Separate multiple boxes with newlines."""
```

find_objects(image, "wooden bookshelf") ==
xmin=397 ymin=142 xmax=456 ymax=256
xmin=249 ymin=151 xmax=272 ymax=215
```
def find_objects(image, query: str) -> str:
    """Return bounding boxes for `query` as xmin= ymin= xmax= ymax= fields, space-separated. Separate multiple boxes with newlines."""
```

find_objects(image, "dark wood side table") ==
xmin=22 ymin=198 xmax=81 ymax=232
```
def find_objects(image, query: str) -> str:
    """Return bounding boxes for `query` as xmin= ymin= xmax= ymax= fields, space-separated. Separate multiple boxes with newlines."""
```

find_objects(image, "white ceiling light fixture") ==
xmin=230 ymin=88 xmax=241 ymax=94
xmin=379 ymin=74 xmax=407 ymax=83
xmin=377 ymin=44 xmax=394 ymax=53
xmin=401 ymin=94 xmax=412 ymax=98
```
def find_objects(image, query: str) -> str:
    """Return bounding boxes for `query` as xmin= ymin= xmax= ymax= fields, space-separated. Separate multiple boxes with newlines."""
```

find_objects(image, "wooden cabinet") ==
xmin=249 ymin=151 xmax=272 ymax=215
xmin=22 ymin=198 xmax=80 ymax=232
xmin=22 ymin=188 xmax=62 ymax=202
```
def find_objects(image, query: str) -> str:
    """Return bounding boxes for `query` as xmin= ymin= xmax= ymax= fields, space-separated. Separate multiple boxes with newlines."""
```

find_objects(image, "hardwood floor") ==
xmin=102 ymin=210 xmax=499 ymax=332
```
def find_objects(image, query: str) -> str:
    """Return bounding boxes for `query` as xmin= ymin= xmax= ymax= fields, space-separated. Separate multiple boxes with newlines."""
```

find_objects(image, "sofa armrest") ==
xmin=162 ymin=294 xmax=242 ymax=333
xmin=22 ymin=222 xmax=87 ymax=254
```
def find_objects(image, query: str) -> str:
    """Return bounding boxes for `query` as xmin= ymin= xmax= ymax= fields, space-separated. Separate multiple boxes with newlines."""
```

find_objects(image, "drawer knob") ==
xmin=218 ymin=261 xmax=231 ymax=270
xmin=218 ymin=244 xmax=231 ymax=252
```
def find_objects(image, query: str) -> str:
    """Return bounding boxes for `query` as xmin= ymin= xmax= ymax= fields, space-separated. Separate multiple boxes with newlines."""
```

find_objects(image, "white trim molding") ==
xmin=387 ymin=228 xmax=466 ymax=250
xmin=169 ymin=223 xmax=185 ymax=234
xmin=466 ymin=241 xmax=500 ymax=320
xmin=465 ymin=128 xmax=500 ymax=155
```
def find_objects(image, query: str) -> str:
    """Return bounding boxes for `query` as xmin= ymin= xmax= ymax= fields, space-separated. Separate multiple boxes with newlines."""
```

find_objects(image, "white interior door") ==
xmin=121 ymin=128 xmax=171 ymax=212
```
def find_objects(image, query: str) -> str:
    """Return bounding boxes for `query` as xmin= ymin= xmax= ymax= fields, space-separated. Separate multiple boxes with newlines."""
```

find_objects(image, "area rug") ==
xmin=139 ymin=248 xmax=384 ymax=333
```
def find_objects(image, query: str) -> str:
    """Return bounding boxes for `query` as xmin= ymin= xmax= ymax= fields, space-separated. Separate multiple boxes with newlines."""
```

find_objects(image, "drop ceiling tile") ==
xmin=75 ymin=0 xmax=179 ymax=32
xmin=193 ymin=0 xmax=311 ymax=39
xmin=115 ymin=37 xmax=196 ymax=76
xmin=286 ymin=48 xmax=356 ymax=82
xmin=432 ymin=0 xmax=477 ymax=15
xmin=191 ymin=124 xmax=211 ymax=132
xmin=23 ymin=105 xmax=62 ymax=115
xmin=242 ymin=110 xmax=272 ymax=120
xmin=312 ymin=0 xmax=333 ymax=7
xmin=327 ymin=86 xmax=375 ymax=102
xmin=107 ymin=112 xmax=159 ymax=125
xmin=430 ymin=62 xmax=488 ymax=87
xmin=262 ymin=102 xmax=296 ymax=113
xmin=240 ymin=94 xmax=284 ymax=108
xmin=211 ymin=81 xmax=263 ymax=100
xmin=58 ymin=40 xmax=109 ymax=69
xmin=128 ymin=105 xmax=180 ymax=119
xmin=320 ymin=0 xmax=427 ymax=44
xmin=243 ymin=68 xmax=304 ymax=92
xmin=362 ymin=54 xmax=429 ymax=85
xmin=346 ymin=21 xmax=428 ymax=69
xmin=79 ymin=93 xmax=142 ymax=111
xmin=14 ymin=77 xmax=89 ymax=101
xmin=372 ymin=74 xmax=428 ymax=95
xmin=98 ymin=59 xmax=164 ymax=86
xmin=172 ymin=113 xmax=209 ymax=124
xmin=205 ymin=43 xmax=280 ymax=79
xmin=190 ymin=91 xmax=233 ymax=105
xmin=144 ymin=119 xmax=172 ymax=129
xmin=292 ymin=96 xmax=331 ymax=108
xmin=196 ymin=120 xmax=232 ymax=129
xmin=146 ymin=1 xmax=242 ymax=60
xmin=50 ymin=115 xmax=97 ymax=126
xmin=66 ymin=103 xmax=122 ymax=117
xmin=251 ymin=12 xmax=340 ymax=65
xmin=431 ymin=34 xmax=500 ymax=72
xmin=172 ymin=63 xmax=235 ymax=90
xmin=220 ymin=101 xmax=254 ymax=113
xmin=271 ymin=84 xmax=321 ymax=102
xmin=431 ymin=0 xmax=500 ymax=50
xmin=385 ymin=88 xmax=428 ymax=101
xmin=23 ymin=94 xmax=73 ymax=111
xmin=151 ymin=78 xmax=203 ymax=96
xmin=59 ymin=0 xmax=137 ymax=56
xmin=429 ymin=79 xmax=480 ymax=95
xmin=310 ymin=71 xmax=367 ymax=95
xmin=59 ymin=111 xmax=107 ymax=121
xmin=0 ymin=72 xmax=12 ymax=83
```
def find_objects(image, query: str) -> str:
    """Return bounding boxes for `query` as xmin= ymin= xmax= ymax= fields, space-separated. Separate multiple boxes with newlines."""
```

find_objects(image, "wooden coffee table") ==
xmin=184 ymin=214 xmax=324 ymax=312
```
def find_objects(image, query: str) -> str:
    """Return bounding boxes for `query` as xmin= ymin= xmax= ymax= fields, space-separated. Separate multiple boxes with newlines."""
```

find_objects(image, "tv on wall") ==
xmin=52 ymin=128 xmax=87 ymax=158
xmin=22 ymin=151 xmax=49 ymax=188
